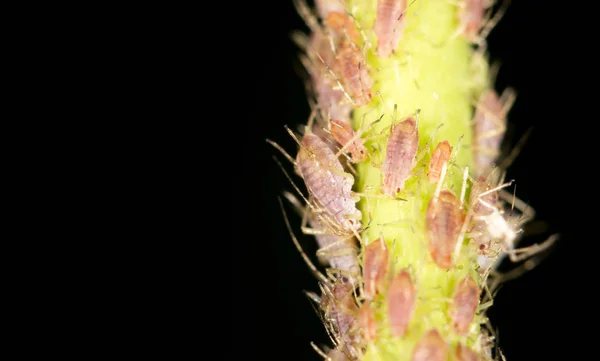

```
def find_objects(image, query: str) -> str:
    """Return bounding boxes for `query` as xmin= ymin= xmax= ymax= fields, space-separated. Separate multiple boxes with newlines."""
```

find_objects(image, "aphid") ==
xmin=458 ymin=0 xmax=509 ymax=47
xmin=387 ymin=269 xmax=416 ymax=338
xmin=296 ymin=131 xmax=363 ymax=232
xmin=330 ymin=118 xmax=368 ymax=162
xmin=450 ymin=276 xmax=480 ymax=335
xmin=455 ymin=343 xmax=481 ymax=361
xmin=425 ymin=190 xmax=464 ymax=269
xmin=334 ymin=38 xmax=373 ymax=107
xmin=358 ymin=302 xmax=377 ymax=341
xmin=381 ymin=115 xmax=419 ymax=197
xmin=303 ymin=30 xmax=354 ymax=123
xmin=427 ymin=140 xmax=452 ymax=184
xmin=411 ymin=329 xmax=448 ymax=361
xmin=374 ymin=0 xmax=408 ymax=58
xmin=472 ymin=88 xmax=515 ymax=177
xmin=319 ymin=279 xmax=361 ymax=359
xmin=363 ymin=237 xmax=389 ymax=299
xmin=283 ymin=191 xmax=360 ymax=282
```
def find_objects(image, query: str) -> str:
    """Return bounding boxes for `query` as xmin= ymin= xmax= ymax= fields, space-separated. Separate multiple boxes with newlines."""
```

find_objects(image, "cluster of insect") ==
xmin=267 ymin=1 xmax=556 ymax=361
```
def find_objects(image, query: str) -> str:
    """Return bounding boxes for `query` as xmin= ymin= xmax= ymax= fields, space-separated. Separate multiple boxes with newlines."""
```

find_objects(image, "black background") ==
xmin=240 ymin=1 xmax=590 ymax=359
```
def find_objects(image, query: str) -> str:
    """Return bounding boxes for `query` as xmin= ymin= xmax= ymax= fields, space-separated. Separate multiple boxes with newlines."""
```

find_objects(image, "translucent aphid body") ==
xmin=411 ymin=329 xmax=448 ymax=361
xmin=472 ymin=89 xmax=511 ymax=176
xmin=450 ymin=276 xmax=480 ymax=335
xmin=362 ymin=237 xmax=389 ymax=299
xmin=425 ymin=190 xmax=464 ymax=269
xmin=306 ymin=31 xmax=353 ymax=123
xmin=381 ymin=116 xmax=419 ymax=197
xmin=387 ymin=269 xmax=416 ymax=338
xmin=330 ymin=119 xmax=368 ymax=163
xmin=296 ymin=133 xmax=362 ymax=231
xmin=320 ymin=279 xmax=361 ymax=358
xmin=428 ymin=140 xmax=452 ymax=184
xmin=374 ymin=0 xmax=408 ymax=58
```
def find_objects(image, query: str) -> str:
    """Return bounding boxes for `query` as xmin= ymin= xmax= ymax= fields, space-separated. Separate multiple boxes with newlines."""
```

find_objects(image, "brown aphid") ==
xmin=330 ymin=118 xmax=368 ymax=162
xmin=411 ymin=329 xmax=448 ymax=361
xmin=450 ymin=276 xmax=481 ymax=335
xmin=428 ymin=140 xmax=452 ymax=184
xmin=362 ymin=237 xmax=389 ymax=299
xmin=325 ymin=11 xmax=361 ymax=43
xmin=381 ymin=115 xmax=419 ymax=197
xmin=455 ymin=343 xmax=481 ymax=361
xmin=334 ymin=39 xmax=373 ymax=107
xmin=296 ymin=133 xmax=362 ymax=232
xmin=387 ymin=269 xmax=416 ymax=338
xmin=358 ymin=302 xmax=377 ymax=341
xmin=425 ymin=190 xmax=464 ymax=269
xmin=472 ymin=89 xmax=513 ymax=177
xmin=374 ymin=0 xmax=408 ymax=58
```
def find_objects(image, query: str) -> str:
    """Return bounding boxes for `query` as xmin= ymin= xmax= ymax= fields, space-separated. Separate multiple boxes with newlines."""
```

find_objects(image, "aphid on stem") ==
xmin=425 ymin=188 xmax=465 ymax=269
xmin=374 ymin=0 xmax=409 ymax=58
xmin=450 ymin=276 xmax=481 ymax=335
xmin=472 ymin=87 xmax=516 ymax=177
xmin=387 ymin=269 xmax=416 ymax=338
xmin=381 ymin=110 xmax=420 ymax=197
xmin=411 ymin=329 xmax=448 ymax=361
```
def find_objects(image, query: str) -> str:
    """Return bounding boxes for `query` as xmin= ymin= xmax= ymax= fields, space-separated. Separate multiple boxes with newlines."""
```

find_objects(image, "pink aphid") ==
xmin=455 ymin=343 xmax=481 ymax=361
xmin=381 ymin=116 xmax=419 ymax=197
xmin=307 ymin=31 xmax=353 ymax=123
xmin=427 ymin=140 xmax=452 ymax=184
xmin=362 ymin=237 xmax=389 ymax=299
xmin=334 ymin=39 xmax=373 ymax=107
xmin=411 ymin=329 xmax=448 ymax=361
xmin=330 ymin=118 xmax=368 ymax=162
xmin=425 ymin=190 xmax=464 ymax=269
xmin=472 ymin=89 xmax=509 ymax=177
xmin=450 ymin=276 xmax=480 ymax=335
xmin=374 ymin=0 xmax=408 ymax=58
xmin=358 ymin=302 xmax=377 ymax=341
xmin=321 ymin=279 xmax=360 ymax=357
xmin=387 ymin=269 xmax=416 ymax=338
xmin=296 ymin=133 xmax=362 ymax=231
xmin=459 ymin=0 xmax=485 ymax=43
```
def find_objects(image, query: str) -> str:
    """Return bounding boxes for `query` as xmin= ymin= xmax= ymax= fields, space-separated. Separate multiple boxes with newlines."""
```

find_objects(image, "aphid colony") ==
xmin=267 ymin=1 xmax=554 ymax=360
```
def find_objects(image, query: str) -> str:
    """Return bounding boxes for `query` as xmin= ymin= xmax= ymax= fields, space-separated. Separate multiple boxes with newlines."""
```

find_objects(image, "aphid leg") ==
xmin=310 ymin=342 xmax=333 ymax=361
xmin=453 ymin=166 xmax=471 ymax=262
xmin=415 ymin=122 xmax=444 ymax=165
xmin=478 ymin=0 xmax=511 ymax=44
xmin=266 ymin=139 xmax=297 ymax=166
xmin=293 ymin=0 xmax=320 ymax=33
xmin=279 ymin=197 xmax=330 ymax=284
xmin=505 ymin=233 xmax=559 ymax=263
